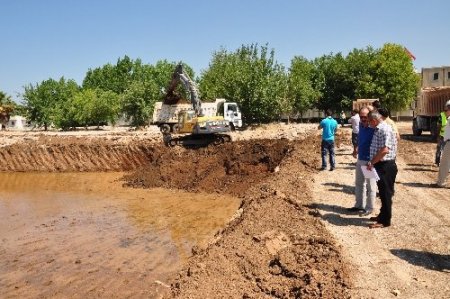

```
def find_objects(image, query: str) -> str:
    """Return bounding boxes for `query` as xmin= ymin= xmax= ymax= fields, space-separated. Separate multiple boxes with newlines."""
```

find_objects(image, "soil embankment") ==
xmin=124 ymin=134 xmax=352 ymax=298
xmin=0 ymin=127 xmax=352 ymax=298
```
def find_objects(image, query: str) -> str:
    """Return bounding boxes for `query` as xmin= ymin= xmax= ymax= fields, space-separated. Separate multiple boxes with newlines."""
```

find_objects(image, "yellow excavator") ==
xmin=162 ymin=64 xmax=231 ymax=146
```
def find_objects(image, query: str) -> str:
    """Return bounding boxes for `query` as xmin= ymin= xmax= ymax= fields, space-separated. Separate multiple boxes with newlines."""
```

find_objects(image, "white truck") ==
xmin=152 ymin=98 xmax=243 ymax=133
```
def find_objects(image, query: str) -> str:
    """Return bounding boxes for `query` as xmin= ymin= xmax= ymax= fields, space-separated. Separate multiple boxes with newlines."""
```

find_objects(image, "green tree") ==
xmin=23 ymin=78 xmax=79 ymax=130
xmin=87 ymin=89 xmax=121 ymax=127
xmin=288 ymin=56 xmax=321 ymax=119
xmin=0 ymin=91 xmax=15 ymax=106
xmin=83 ymin=55 xmax=138 ymax=94
xmin=200 ymin=44 xmax=287 ymax=123
xmin=372 ymin=43 xmax=419 ymax=111
xmin=345 ymin=47 xmax=378 ymax=100
xmin=313 ymin=53 xmax=354 ymax=113
xmin=121 ymin=81 xmax=159 ymax=126
xmin=0 ymin=91 xmax=22 ymax=115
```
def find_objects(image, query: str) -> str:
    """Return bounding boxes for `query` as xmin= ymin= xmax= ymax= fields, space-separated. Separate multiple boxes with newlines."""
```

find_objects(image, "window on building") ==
xmin=433 ymin=72 xmax=439 ymax=80
xmin=448 ymin=71 xmax=450 ymax=79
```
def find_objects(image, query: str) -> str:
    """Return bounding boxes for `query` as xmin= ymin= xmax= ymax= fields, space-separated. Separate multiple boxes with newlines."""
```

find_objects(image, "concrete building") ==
xmin=421 ymin=66 xmax=450 ymax=88
xmin=8 ymin=115 xmax=27 ymax=130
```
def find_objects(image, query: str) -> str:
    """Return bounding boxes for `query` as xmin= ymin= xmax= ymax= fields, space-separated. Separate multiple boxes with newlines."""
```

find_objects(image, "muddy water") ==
xmin=0 ymin=172 xmax=240 ymax=298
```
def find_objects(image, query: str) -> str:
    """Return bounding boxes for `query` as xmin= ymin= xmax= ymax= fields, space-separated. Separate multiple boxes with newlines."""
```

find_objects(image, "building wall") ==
xmin=422 ymin=67 xmax=450 ymax=88
xmin=444 ymin=66 xmax=450 ymax=86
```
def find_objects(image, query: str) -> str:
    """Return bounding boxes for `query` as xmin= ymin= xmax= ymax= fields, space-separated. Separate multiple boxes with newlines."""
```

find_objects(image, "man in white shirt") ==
xmin=348 ymin=109 xmax=360 ymax=156
xmin=436 ymin=100 xmax=450 ymax=187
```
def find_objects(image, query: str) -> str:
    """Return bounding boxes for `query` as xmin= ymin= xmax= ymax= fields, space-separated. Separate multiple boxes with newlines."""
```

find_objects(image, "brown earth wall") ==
xmin=0 ymin=133 xmax=352 ymax=298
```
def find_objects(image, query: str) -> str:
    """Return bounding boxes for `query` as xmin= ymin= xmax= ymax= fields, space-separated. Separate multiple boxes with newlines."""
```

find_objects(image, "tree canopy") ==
xmin=18 ymin=42 xmax=419 ymax=129
xmin=199 ymin=44 xmax=288 ymax=123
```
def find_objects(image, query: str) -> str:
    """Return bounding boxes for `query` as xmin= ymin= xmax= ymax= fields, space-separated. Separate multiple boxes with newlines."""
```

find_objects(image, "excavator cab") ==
xmin=176 ymin=110 xmax=197 ymax=134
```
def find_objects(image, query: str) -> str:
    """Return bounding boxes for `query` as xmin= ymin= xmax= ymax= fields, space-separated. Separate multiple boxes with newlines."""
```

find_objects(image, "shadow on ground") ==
xmin=398 ymin=182 xmax=449 ymax=189
xmin=390 ymin=249 xmax=450 ymax=272
xmin=322 ymin=182 xmax=355 ymax=195
xmin=400 ymin=134 xmax=434 ymax=143
xmin=306 ymin=203 xmax=371 ymax=227
xmin=403 ymin=167 xmax=437 ymax=173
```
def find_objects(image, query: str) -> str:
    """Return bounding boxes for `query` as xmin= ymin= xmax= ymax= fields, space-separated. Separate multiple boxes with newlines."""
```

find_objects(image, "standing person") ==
xmin=340 ymin=111 xmax=346 ymax=127
xmin=348 ymin=109 xmax=360 ymax=156
xmin=378 ymin=107 xmax=400 ymax=140
xmin=366 ymin=111 xmax=398 ymax=228
xmin=435 ymin=105 xmax=448 ymax=166
xmin=435 ymin=100 xmax=450 ymax=187
xmin=347 ymin=107 xmax=376 ymax=214
xmin=372 ymin=100 xmax=381 ymax=111
xmin=318 ymin=109 xmax=338 ymax=171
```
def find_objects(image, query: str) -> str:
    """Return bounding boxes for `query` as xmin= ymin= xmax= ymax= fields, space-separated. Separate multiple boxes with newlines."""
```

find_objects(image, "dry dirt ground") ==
xmin=0 ymin=122 xmax=449 ymax=298
xmin=311 ymin=122 xmax=450 ymax=299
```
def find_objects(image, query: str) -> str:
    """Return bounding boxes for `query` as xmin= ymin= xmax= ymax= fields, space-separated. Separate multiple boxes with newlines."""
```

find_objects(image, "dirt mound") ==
xmin=125 ymin=139 xmax=291 ymax=195
xmin=124 ymin=136 xmax=352 ymax=298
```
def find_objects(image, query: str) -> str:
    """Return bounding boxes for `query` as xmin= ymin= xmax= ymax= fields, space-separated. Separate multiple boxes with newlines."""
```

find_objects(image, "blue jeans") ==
xmin=321 ymin=140 xmax=335 ymax=169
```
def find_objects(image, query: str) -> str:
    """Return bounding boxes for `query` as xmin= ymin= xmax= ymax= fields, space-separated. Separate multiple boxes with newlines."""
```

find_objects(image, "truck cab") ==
xmin=217 ymin=101 xmax=243 ymax=130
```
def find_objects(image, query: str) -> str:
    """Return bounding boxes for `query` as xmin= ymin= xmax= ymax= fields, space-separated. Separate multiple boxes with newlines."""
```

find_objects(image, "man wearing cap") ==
xmin=366 ymin=111 xmax=398 ymax=228
xmin=436 ymin=100 xmax=450 ymax=187
xmin=435 ymin=104 xmax=448 ymax=166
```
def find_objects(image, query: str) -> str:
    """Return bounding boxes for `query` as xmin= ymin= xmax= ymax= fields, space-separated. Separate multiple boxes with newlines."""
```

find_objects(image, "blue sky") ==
xmin=1 ymin=0 xmax=449 ymax=102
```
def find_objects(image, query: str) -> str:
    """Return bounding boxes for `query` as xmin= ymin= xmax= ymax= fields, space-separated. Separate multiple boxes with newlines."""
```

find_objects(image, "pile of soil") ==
xmin=125 ymin=135 xmax=352 ymax=298
xmin=124 ymin=139 xmax=292 ymax=195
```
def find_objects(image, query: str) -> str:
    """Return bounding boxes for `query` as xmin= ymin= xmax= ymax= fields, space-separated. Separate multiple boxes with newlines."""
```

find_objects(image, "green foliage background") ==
xmin=4 ymin=42 xmax=419 ymax=130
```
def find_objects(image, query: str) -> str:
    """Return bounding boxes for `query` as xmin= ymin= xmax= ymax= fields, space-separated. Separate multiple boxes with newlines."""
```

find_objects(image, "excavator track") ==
xmin=163 ymin=133 xmax=231 ymax=147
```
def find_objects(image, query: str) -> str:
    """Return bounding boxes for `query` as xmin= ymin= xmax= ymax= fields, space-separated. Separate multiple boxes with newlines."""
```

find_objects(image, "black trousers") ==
xmin=374 ymin=160 xmax=398 ymax=226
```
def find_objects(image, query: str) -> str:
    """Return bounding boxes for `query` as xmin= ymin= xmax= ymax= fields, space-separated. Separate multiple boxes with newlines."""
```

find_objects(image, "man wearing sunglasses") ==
xmin=347 ymin=107 xmax=376 ymax=215
xmin=366 ymin=111 xmax=398 ymax=228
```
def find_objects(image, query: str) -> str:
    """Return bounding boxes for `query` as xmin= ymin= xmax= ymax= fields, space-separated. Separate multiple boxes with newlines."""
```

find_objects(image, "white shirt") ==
xmin=444 ymin=116 xmax=450 ymax=141
xmin=348 ymin=114 xmax=360 ymax=134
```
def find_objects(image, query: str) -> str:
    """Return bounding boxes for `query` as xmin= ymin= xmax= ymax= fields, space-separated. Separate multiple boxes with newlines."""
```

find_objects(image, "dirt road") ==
xmin=312 ymin=124 xmax=450 ymax=298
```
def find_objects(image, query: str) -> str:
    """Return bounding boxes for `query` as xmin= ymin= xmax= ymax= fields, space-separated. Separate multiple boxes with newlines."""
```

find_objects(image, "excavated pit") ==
xmin=0 ymin=134 xmax=351 ymax=298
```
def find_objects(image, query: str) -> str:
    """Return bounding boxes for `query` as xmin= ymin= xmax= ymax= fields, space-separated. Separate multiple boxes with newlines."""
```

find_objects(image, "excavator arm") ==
xmin=164 ymin=64 xmax=202 ymax=116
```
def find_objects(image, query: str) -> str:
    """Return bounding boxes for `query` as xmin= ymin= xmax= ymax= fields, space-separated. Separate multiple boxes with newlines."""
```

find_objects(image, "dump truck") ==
xmin=412 ymin=87 xmax=450 ymax=138
xmin=352 ymin=99 xmax=378 ymax=111
xmin=153 ymin=98 xmax=242 ymax=134
xmin=413 ymin=66 xmax=450 ymax=139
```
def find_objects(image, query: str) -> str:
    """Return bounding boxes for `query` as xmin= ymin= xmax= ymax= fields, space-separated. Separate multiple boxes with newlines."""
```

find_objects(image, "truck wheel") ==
xmin=172 ymin=124 xmax=180 ymax=133
xmin=169 ymin=139 xmax=178 ymax=147
xmin=412 ymin=119 xmax=422 ymax=136
xmin=213 ymin=136 xmax=224 ymax=145
xmin=160 ymin=124 xmax=171 ymax=134
xmin=223 ymin=135 xmax=231 ymax=143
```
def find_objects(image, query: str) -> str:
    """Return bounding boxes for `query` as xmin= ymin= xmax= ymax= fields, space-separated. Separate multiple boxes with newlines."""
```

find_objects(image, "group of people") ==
xmin=318 ymin=99 xmax=450 ymax=229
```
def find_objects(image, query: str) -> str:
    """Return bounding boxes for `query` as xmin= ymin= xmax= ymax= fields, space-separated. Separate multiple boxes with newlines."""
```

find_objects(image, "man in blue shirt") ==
xmin=347 ymin=107 xmax=376 ymax=214
xmin=318 ymin=109 xmax=338 ymax=171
